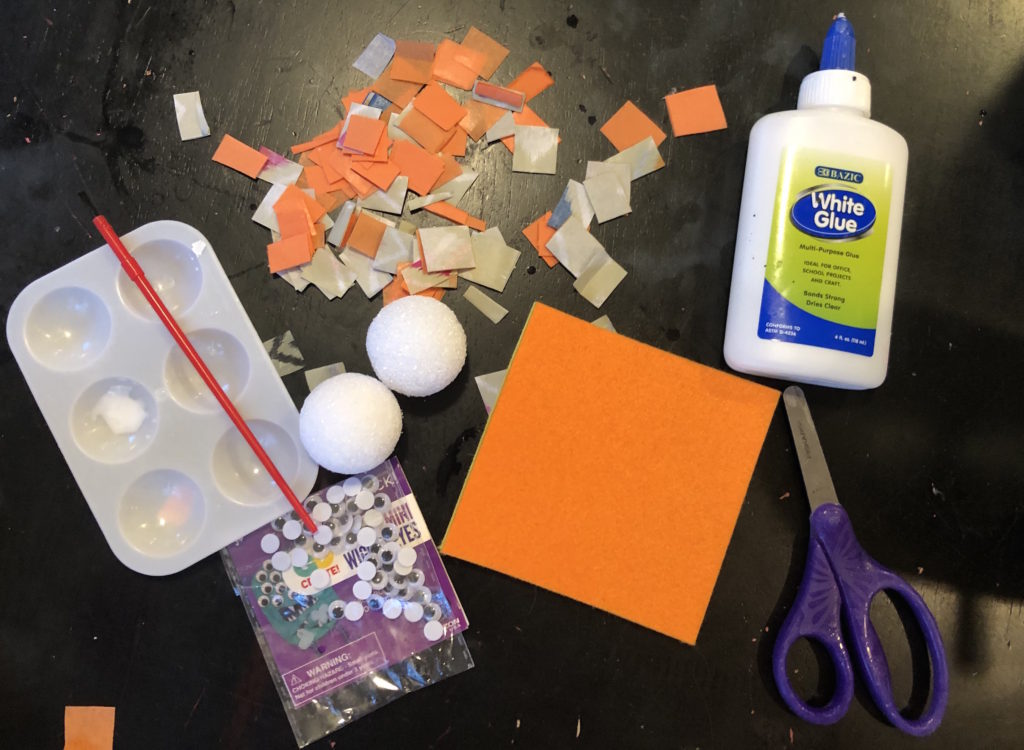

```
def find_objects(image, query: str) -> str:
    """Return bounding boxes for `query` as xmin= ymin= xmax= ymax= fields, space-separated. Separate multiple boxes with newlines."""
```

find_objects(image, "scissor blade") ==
xmin=783 ymin=386 xmax=841 ymax=511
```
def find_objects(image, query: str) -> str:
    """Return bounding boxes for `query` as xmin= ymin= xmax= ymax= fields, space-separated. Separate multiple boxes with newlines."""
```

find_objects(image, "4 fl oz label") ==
xmin=758 ymin=148 xmax=893 ymax=356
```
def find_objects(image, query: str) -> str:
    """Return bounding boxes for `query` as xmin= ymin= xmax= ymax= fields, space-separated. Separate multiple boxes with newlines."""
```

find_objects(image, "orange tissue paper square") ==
xmin=441 ymin=303 xmax=779 ymax=644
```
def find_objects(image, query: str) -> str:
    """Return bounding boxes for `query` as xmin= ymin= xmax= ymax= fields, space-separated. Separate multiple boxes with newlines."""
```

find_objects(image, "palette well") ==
xmin=6 ymin=221 xmax=318 ymax=575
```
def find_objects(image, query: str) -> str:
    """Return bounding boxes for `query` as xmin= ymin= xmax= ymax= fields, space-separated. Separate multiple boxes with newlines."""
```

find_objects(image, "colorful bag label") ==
xmin=758 ymin=148 xmax=893 ymax=356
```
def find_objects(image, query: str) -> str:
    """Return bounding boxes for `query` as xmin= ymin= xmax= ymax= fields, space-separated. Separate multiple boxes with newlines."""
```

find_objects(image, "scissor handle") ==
xmin=772 ymin=528 xmax=856 ymax=725
xmin=811 ymin=503 xmax=949 ymax=736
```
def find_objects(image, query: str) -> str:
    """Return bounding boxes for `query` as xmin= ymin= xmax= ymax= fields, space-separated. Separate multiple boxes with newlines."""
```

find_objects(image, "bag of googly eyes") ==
xmin=222 ymin=456 xmax=473 ymax=747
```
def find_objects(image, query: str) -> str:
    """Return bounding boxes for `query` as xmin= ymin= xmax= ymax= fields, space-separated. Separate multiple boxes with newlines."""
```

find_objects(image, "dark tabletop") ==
xmin=2 ymin=1 xmax=1023 ymax=748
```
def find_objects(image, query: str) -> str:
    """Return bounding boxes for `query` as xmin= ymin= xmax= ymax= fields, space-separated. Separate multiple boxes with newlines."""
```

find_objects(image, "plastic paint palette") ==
xmin=6 ymin=220 xmax=318 ymax=575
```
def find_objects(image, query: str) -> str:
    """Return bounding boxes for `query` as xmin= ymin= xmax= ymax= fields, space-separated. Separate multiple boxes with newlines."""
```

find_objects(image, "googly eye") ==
xmin=329 ymin=502 xmax=344 ymax=516
xmin=407 ymin=569 xmax=425 ymax=588
xmin=312 ymin=543 xmax=325 ymax=554
xmin=372 ymin=493 xmax=391 ymax=512
xmin=423 ymin=603 xmax=442 ymax=620
xmin=257 ymin=595 xmax=270 ymax=608
xmin=304 ymin=497 xmax=318 ymax=512
xmin=275 ymin=582 xmax=288 ymax=595
xmin=394 ymin=586 xmax=410 ymax=600
xmin=323 ymin=519 xmax=336 ymax=532
xmin=380 ymin=548 xmax=395 ymax=565
xmin=367 ymin=595 xmax=385 ymax=611
xmin=378 ymin=524 xmax=398 ymax=543
xmin=270 ymin=571 xmax=282 ymax=583
xmin=346 ymin=500 xmax=360 ymax=515
xmin=383 ymin=582 xmax=396 ymax=595
xmin=410 ymin=587 xmax=432 ymax=606
xmin=271 ymin=594 xmax=284 ymax=608
xmin=334 ymin=513 xmax=353 ymax=534
xmin=255 ymin=571 xmax=268 ymax=583
xmin=361 ymin=475 xmax=380 ymax=492
xmin=261 ymin=560 xmax=275 ymax=573
xmin=369 ymin=542 xmax=382 ymax=556
xmin=345 ymin=531 xmax=359 ymax=546
xmin=329 ymin=536 xmax=344 ymax=549
xmin=260 ymin=582 xmax=273 ymax=595
xmin=364 ymin=553 xmax=381 ymax=569
xmin=328 ymin=600 xmax=346 ymax=620
xmin=271 ymin=517 xmax=287 ymax=531
xmin=380 ymin=561 xmax=394 ymax=573
xmin=389 ymin=571 xmax=407 ymax=587
xmin=370 ymin=572 xmax=388 ymax=590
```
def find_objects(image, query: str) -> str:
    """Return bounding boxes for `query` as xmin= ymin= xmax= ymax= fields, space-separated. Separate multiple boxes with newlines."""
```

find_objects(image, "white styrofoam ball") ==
xmin=299 ymin=373 xmax=402 ymax=474
xmin=366 ymin=296 xmax=467 ymax=397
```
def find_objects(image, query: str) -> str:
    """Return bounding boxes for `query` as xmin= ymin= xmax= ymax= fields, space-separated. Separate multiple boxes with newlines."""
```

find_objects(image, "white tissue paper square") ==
xmin=360 ymin=175 xmax=408 ymax=215
xmin=326 ymin=201 xmax=357 ymax=247
xmin=339 ymin=247 xmax=392 ymax=298
xmin=605 ymin=135 xmax=666 ymax=180
xmin=512 ymin=125 xmax=559 ymax=174
xmin=373 ymin=227 xmax=417 ymax=274
xmin=574 ymin=254 xmax=628 ymax=308
xmin=464 ymin=285 xmax=509 ymax=323
xmin=545 ymin=216 xmax=608 ymax=278
xmin=173 ymin=91 xmax=210 ymax=141
xmin=475 ymin=369 xmax=508 ymax=413
xmin=301 ymin=248 xmax=357 ymax=301
xmin=305 ymin=362 xmax=346 ymax=392
xmin=434 ymin=170 xmax=479 ymax=208
xmin=584 ymin=169 xmax=631 ymax=223
xmin=418 ymin=226 xmax=475 ymax=272
xmin=461 ymin=228 xmax=520 ymax=292
xmin=353 ymin=33 xmax=396 ymax=79
xmin=252 ymin=183 xmax=289 ymax=232
xmin=486 ymin=112 xmax=516 ymax=142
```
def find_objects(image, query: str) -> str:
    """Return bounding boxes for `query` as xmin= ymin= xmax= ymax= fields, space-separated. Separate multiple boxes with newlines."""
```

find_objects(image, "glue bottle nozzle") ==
xmin=820 ymin=12 xmax=856 ymax=71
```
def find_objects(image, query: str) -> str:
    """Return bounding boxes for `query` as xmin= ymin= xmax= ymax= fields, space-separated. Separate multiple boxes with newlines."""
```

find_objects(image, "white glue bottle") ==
xmin=723 ymin=13 xmax=907 ymax=389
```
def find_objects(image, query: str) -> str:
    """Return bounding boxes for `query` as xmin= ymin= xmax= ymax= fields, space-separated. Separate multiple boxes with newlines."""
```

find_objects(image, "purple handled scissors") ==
xmin=772 ymin=386 xmax=949 ymax=736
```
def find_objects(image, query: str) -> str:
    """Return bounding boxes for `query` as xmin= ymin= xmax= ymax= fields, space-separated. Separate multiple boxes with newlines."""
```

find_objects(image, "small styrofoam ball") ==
xmin=299 ymin=373 xmax=402 ymax=474
xmin=366 ymin=296 xmax=467 ymax=397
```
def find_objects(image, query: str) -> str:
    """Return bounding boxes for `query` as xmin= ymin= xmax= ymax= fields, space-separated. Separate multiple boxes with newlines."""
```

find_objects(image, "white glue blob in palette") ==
xmin=6 ymin=221 xmax=318 ymax=575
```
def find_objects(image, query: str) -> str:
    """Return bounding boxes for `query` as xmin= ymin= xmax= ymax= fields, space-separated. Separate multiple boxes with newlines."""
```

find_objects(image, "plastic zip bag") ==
xmin=222 ymin=457 xmax=472 ymax=747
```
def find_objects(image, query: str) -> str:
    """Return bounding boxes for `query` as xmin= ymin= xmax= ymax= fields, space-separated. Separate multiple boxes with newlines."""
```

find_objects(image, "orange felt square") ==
xmin=382 ymin=274 xmax=410 ymax=306
xmin=413 ymin=81 xmax=469 ymax=130
xmin=344 ymin=115 xmax=385 ymax=154
xmin=391 ymin=40 xmax=436 ymax=84
xmin=267 ymin=234 xmax=313 ymax=273
xmin=342 ymin=167 xmax=379 ymax=198
xmin=64 ymin=706 xmax=115 ymax=750
xmin=291 ymin=121 xmax=343 ymax=154
xmin=600 ymin=100 xmax=667 ymax=151
xmin=459 ymin=99 xmax=505 ymax=141
xmin=390 ymin=140 xmax=446 ymax=195
xmin=342 ymin=86 xmax=373 ymax=116
xmin=431 ymin=39 xmax=486 ymax=90
xmin=211 ymin=134 xmax=267 ymax=178
xmin=522 ymin=211 xmax=558 ymax=267
xmin=372 ymin=65 xmax=423 ymax=108
xmin=441 ymin=304 xmax=779 ymax=644
xmin=347 ymin=211 xmax=387 ymax=258
xmin=350 ymin=159 xmax=400 ymax=191
xmin=353 ymin=132 xmax=392 ymax=163
xmin=664 ymin=84 xmax=728 ymax=136
xmin=461 ymin=26 xmax=509 ymax=79
xmin=399 ymin=108 xmax=454 ymax=154
xmin=433 ymin=154 xmax=463 ymax=191
xmin=506 ymin=62 xmax=555 ymax=101
xmin=441 ymin=127 xmax=468 ymax=157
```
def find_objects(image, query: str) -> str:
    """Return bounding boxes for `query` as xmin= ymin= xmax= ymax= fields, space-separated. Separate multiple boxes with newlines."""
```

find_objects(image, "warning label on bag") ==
xmin=283 ymin=633 xmax=388 ymax=707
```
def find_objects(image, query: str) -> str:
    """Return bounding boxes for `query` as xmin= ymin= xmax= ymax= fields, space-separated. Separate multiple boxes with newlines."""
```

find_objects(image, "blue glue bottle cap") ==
xmin=820 ymin=12 xmax=856 ymax=71
xmin=797 ymin=12 xmax=871 ymax=116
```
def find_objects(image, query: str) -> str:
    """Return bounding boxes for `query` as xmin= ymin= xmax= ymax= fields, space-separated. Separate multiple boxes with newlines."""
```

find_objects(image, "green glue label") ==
xmin=757 ymin=148 xmax=892 ymax=356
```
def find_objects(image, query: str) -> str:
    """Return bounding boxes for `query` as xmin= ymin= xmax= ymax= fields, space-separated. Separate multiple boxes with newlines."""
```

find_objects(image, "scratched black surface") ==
xmin=1 ymin=1 xmax=1023 ymax=748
